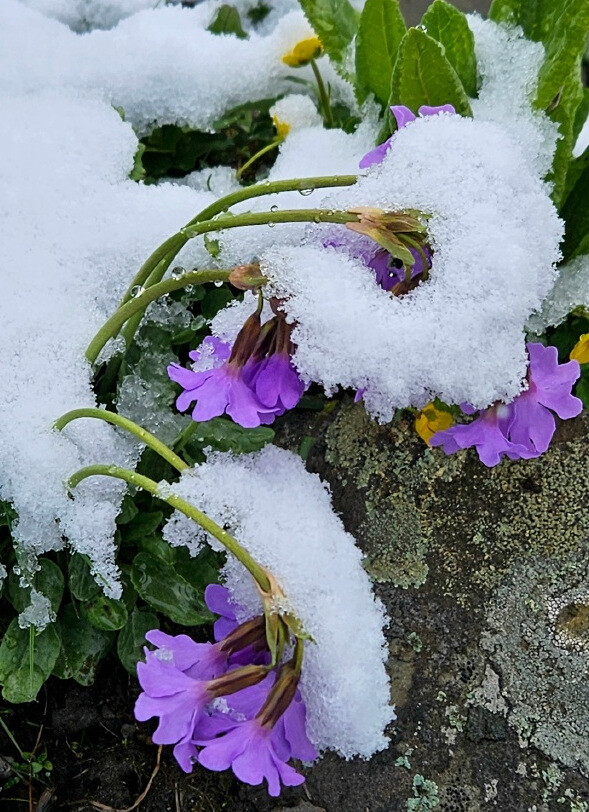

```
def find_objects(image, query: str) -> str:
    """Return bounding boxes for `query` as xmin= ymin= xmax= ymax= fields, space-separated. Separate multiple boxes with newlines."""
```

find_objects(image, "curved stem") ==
xmin=181 ymin=208 xmax=358 ymax=240
xmin=121 ymin=232 xmax=188 ymax=305
xmin=54 ymin=408 xmax=189 ymax=473
xmin=310 ymin=59 xmax=334 ymax=128
xmin=86 ymin=269 xmax=232 ymax=364
xmin=236 ymin=139 xmax=282 ymax=180
xmin=68 ymin=465 xmax=271 ymax=593
xmin=120 ymin=175 xmax=358 ymax=305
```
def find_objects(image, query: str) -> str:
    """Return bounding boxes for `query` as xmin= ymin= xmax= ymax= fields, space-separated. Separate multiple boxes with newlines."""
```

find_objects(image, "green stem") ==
xmin=86 ymin=269 xmax=232 ymax=364
xmin=120 ymin=175 xmax=357 ymax=304
xmin=68 ymin=465 xmax=271 ymax=593
xmin=310 ymin=59 xmax=334 ymax=127
xmin=181 ymin=208 xmax=358 ymax=240
xmin=54 ymin=408 xmax=189 ymax=473
xmin=173 ymin=421 xmax=199 ymax=452
xmin=121 ymin=232 xmax=188 ymax=305
xmin=28 ymin=627 xmax=34 ymax=699
xmin=0 ymin=714 xmax=24 ymax=759
xmin=236 ymin=139 xmax=282 ymax=180
xmin=121 ymin=253 xmax=176 ymax=348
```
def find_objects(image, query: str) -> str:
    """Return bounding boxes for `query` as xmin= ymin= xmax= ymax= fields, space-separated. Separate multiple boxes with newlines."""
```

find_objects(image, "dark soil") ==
xmin=0 ymin=656 xmax=314 ymax=812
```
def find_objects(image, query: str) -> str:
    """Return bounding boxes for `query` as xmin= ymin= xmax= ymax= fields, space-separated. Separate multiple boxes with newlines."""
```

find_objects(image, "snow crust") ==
xmin=163 ymin=446 xmax=393 ymax=758
xmin=2 ymin=0 xmax=351 ymax=135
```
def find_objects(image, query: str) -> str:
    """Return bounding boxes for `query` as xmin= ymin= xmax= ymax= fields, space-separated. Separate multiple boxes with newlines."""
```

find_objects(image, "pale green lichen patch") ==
xmin=480 ymin=556 xmax=589 ymax=771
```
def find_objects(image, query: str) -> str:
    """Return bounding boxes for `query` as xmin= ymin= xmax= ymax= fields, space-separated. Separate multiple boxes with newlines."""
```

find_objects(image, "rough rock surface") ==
xmin=263 ymin=402 xmax=589 ymax=812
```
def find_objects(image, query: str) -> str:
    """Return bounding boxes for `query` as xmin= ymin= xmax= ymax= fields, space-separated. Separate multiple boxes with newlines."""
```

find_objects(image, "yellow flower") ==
xmin=570 ymin=333 xmax=589 ymax=365
xmin=271 ymin=115 xmax=290 ymax=140
xmin=282 ymin=36 xmax=322 ymax=68
xmin=415 ymin=403 xmax=454 ymax=446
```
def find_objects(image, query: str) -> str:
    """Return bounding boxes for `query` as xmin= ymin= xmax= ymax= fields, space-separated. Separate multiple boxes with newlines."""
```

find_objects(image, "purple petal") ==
xmin=226 ymin=377 xmax=276 ymax=428
xmin=418 ymin=104 xmax=456 ymax=117
xmin=359 ymin=139 xmax=392 ymax=169
xmin=281 ymin=698 xmax=318 ymax=762
xmin=204 ymin=583 xmax=236 ymax=619
xmin=145 ymin=630 xmax=206 ymax=672
xmin=232 ymin=741 xmax=268 ymax=788
xmin=507 ymin=393 xmax=556 ymax=454
xmin=390 ymin=105 xmax=417 ymax=128
xmin=173 ymin=734 xmax=198 ymax=773
xmin=137 ymin=655 xmax=197 ymax=697
xmin=214 ymin=616 xmax=239 ymax=641
xmin=189 ymin=336 xmax=231 ymax=367
xmin=198 ymin=726 xmax=249 ymax=771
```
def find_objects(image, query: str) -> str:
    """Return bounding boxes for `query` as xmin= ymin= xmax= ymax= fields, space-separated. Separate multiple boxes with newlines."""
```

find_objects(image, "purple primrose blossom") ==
xmin=430 ymin=343 xmax=582 ymax=466
xmin=168 ymin=312 xmax=305 ymax=429
xmin=134 ymin=584 xmax=316 ymax=796
xmin=360 ymin=104 xmax=456 ymax=169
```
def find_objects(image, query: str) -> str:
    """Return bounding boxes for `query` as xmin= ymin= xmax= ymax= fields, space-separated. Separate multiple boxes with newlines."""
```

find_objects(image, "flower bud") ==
xmin=218 ymin=615 xmax=268 ymax=656
xmin=229 ymin=264 xmax=268 ymax=292
xmin=282 ymin=36 xmax=322 ymax=68
xmin=256 ymin=662 xmax=300 ymax=728
xmin=208 ymin=664 xmax=269 ymax=699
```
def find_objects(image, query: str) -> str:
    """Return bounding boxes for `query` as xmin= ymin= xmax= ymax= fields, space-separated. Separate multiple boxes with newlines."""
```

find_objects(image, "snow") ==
xmin=527 ymin=255 xmax=589 ymax=333
xmin=163 ymin=446 xmax=394 ymax=758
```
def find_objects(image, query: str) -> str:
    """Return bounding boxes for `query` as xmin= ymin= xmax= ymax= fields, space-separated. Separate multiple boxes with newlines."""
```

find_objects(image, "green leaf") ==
xmin=561 ymin=153 xmax=589 ymax=259
xmin=0 ymin=620 xmax=61 ymax=703
xmin=420 ymin=0 xmax=477 ymax=98
xmin=7 ymin=559 xmax=64 ymax=615
xmin=117 ymin=609 xmax=159 ymax=676
xmin=298 ymin=0 xmax=360 ymax=70
xmin=185 ymin=417 xmax=274 ymax=455
xmin=489 ymin=0 xmax=589 ymax=205
xmin=390 ymin=28 xmax=472 ymax=118
xmin=131 ymin=550 xmax=215 ymax=626
xmin=355 ymin=0 xmax=406 ymax=106
xmin=68 ymin=554 xmax=100 ymax=602
xmin=81 ymin=595 xmax=129 ymax=631
xmin=52 ymin=605 xmax=112 ymax=685
xmin=207 ymin=5 xmax=248 ymax=39
xmin=122 ymin=511 xmax=164 ymax=544
xmin=116 ymin=494 xmax=139 ymax=525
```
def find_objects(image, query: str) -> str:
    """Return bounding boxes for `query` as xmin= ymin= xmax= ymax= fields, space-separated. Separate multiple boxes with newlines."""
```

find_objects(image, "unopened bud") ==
xmin=208 ymin=664 xmax=269 ymax=699
xmin=229 ymin=264 xmax=268 ymax=291
xmin=256 ymin=663 xmax=300 ymax=728
xmin=219 ymin=615 xmax=268 ymax=656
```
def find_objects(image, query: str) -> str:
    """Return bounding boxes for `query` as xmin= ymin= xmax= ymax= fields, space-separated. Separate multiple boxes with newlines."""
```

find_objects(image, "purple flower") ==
xmin=167 ymin=363 xmax=280 ymax=428
xmin=134 ymin=650 xmax=213 ymax=744
xmin=430 ymin=343 xmax=582 ymax=467
xmin=245 ymin=354 xmax=305 ymax=412
xmin=168 ymin=311 xmax=305 ymax=429
xmin=368 ymin=246 xmax=431 ymax=292
xmin=360 ymin=104 xmax=456 ymax=168
xmin=193 ymin=672 xmax=317 ymax=795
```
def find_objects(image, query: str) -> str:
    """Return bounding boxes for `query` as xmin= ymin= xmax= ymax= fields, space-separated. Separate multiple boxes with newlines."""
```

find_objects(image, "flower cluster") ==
xmin=430 ymin=343 xmax=582 ymax=466
xmin=168 ymin=305 xmax=305 ymax=428
xmin=135 ymin=584 xmax=317 ymax=795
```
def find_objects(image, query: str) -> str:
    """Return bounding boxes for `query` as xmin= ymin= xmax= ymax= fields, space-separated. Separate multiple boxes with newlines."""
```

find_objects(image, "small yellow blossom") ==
xmin=570 ymin=333 xmax=589 ymax=365
xmin=271 ymin=115 xmax=290 ymax=140
xmin=415 ymin=402 xmax=454 ymax=446
xmin=282 ymin=36 xmax=322 ymax=68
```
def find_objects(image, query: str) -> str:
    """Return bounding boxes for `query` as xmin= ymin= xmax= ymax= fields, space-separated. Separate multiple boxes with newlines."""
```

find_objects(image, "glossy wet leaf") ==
xmin=130 ymin=551 xmax=214 ymax=626
xmin=390 ymin=28 xmax=472 ymax=117
xmin=81 ymin=595 xmax=129 ymax=631
xmin=52 ymin=605 xmax=112 ymax=685
xmin=68 ymin=554 xmax=101 ymax=602
xmin=355 ymin=0 xmax=406 ymax=106
xmin=298 ymin=0 xmax=359 ymax=71
xmin=7 ymin=559 xmax=64 ymax=615
xmin=421 ymin=0 xmax=477 ymax=97
xmin=117 ymin=609 xmax=159 ymax=675
xmin=0 ymin=619 xmax=61 ymax=703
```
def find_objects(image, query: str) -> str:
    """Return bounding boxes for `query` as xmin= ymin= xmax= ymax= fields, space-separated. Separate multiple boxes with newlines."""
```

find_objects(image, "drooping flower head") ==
xmin=168 ymin=302 xmax=305 ymax=429
xmin=134 ymin=582 xmax=317 ymax=797
xmin=430 ymin=343 xmax=582 ymax=466
xmin=359 ymin=104 xmax=456 ymax=169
